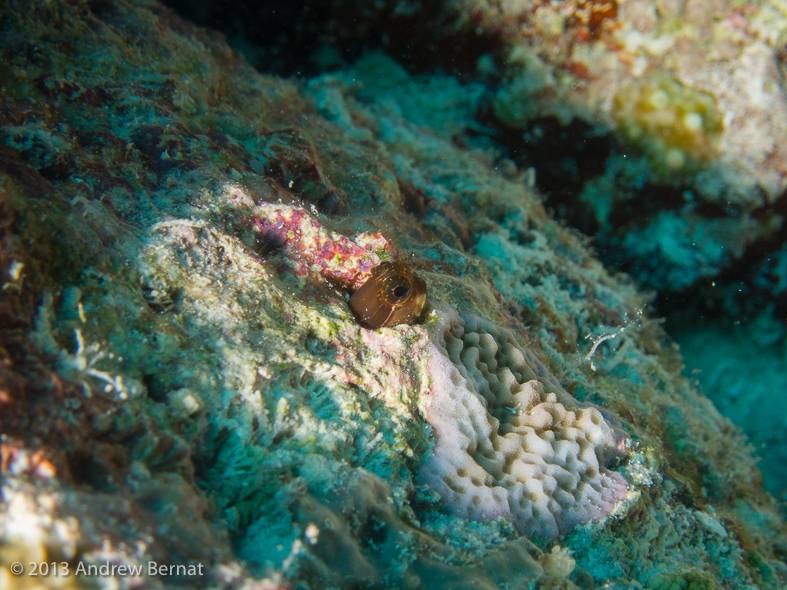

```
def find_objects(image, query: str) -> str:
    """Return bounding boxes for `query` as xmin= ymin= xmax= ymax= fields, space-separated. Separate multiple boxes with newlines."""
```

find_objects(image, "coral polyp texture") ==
xmin=420 ymin=304 xmax=628 ymax=540
xmin=613 ymin=74 xmax=724 ymax=173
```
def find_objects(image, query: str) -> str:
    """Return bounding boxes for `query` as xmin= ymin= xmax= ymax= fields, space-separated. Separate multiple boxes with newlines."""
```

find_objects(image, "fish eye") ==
xmin=389 ymin=281 xmax=411 ymax=302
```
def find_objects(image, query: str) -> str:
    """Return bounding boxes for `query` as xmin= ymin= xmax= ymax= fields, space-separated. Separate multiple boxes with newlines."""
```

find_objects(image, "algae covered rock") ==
xmin=0 ymin=0 xmax=785 ymax=589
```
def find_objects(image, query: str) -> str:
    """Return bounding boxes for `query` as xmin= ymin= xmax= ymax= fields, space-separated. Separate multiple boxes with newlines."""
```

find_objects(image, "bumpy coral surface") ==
xmin=420 ymin=304 xmax=628 ymax=540
xmin=613 ymin=73 xmax=724 ymax=173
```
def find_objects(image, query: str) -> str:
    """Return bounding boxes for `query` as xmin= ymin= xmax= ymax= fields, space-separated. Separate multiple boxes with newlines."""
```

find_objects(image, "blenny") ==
xmin=349 ymin=261 xmax=427 ymax=328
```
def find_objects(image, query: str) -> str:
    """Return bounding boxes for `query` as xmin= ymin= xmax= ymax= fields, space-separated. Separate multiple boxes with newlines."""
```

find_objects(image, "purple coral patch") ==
xmin=227 ymin=192 xmax=394 ymax=289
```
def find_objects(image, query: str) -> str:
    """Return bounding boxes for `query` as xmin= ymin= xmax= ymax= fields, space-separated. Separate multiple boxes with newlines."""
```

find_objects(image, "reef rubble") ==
xmin=0 ymin=1 xmax=786 ymax=589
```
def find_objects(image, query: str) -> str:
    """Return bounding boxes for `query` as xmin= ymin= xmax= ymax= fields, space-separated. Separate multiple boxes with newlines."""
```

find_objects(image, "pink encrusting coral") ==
xmin=225 ymin=188 xmax=395 ymax=289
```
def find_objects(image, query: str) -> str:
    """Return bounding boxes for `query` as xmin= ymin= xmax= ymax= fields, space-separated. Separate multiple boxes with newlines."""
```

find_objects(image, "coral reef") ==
xmin=420 ymin=303 xmax=629 ymax=540
xmin=172 ymin=0 xmax=787 ymax=315
xmin=612 ymin=73 xmax=724 ymax=174
xmin=0 ymin=0 xmax=785 ymax=589
xmin=486 ymin=0 xmax=787 ymax=296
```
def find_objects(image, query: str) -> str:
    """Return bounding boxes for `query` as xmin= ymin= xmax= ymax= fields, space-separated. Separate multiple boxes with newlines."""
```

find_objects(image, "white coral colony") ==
xmin=419 ymin=304 xmax=629 ymax=540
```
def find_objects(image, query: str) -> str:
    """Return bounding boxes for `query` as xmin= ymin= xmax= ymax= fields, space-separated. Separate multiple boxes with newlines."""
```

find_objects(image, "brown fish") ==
xmin=349 ymin=261 xmax=427 ymax=329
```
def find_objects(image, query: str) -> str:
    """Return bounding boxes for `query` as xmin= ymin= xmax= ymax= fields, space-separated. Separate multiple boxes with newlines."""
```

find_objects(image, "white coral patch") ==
xmin=419 ymin=304 xmax=628 ymax=540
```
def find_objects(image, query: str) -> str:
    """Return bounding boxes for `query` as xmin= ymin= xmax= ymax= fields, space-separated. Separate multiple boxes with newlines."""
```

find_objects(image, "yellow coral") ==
xmin=612 ymin=74 xmax=723 ymax=174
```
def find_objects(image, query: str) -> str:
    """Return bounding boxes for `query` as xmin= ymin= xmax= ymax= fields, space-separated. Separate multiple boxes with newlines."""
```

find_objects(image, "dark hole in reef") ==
xmin=483 ymin=114 xmax=614 ymax=237
xmin=252 ymin=232 xmax=285 ymax=258
xmin=359 ymin=513 xmax=389 ymax=553
xmin=86 ymin=0 xmax=115 ymax=19
xmin=142 ymin=372 xmax=169 ymax=403
xmin=313 ymin=187 xmax=344 ymax=215
xmin=67 ymin=444 xmax=129 ymax=491
xmin=160 ymin=0 xmax=502 ymax=78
